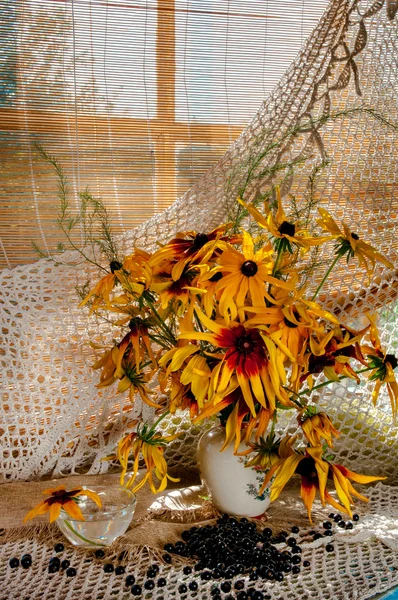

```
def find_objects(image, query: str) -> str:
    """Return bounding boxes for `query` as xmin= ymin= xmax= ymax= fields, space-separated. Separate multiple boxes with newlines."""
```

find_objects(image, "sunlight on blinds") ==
xmin=0 ymin=0 xmax=325 ymax=269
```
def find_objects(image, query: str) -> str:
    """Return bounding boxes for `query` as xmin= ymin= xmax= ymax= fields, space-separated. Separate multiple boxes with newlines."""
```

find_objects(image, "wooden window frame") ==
xmin=0 ymin=0 xmax=244 ymax=206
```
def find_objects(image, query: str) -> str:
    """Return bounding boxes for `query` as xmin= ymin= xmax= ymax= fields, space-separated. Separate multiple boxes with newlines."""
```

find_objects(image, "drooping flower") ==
xmin=260 ymin=445 xmax=385 ymax=522
xmin=149 ymin=225 xmax=234 ymax=282
xmin=302 ymin=324 xmax=368 ymax=386
xmin=79 ymin=262 xmax=122 ymax=312
xmin=239 ymin=188 xmax=330 ymax=253
xmin=362 ymin=314 xmax=398 ymax=417
xmin=244 ymin=431 xmax=293 ymax=470
xmin=151 ymin=265 xmax=204 ymax=310
xmin=24 ymin=486 xmax=102 ymax=524
xmin=299 ymin=408 xmax=340 ymax=448
xmin=245 ymin=297 xmax=337 ymax=362
xmin=317 ymin=208 xmax=394 ymax=278
xmin=79 ymin=251 xmax=153 ymax=313
xmin=159 ymin=344 xmax=211 ymax=409
xmin=115 ymin=422 xmax=180 ymax=493
xmin=92 ymin=344 xmax=157 ymax=407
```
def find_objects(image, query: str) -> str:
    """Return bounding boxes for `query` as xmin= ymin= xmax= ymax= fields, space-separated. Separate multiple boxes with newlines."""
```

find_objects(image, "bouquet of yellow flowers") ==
xmin=79 ymin=185 xmax=396 ymax=521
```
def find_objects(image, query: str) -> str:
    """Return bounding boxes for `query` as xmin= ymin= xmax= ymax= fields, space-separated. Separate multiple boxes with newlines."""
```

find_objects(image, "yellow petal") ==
xmin=23 ymin=500 xmax=50 ymax=523
xmin=63 ymin=500 xmax=85 ymax=521
xmin=49 ymin=502 xmax=62 ymax=523
xmin=77 ymin=489 xmax=102 ymax=509
xmin=270 ymin=454 xmax=303 ymax=501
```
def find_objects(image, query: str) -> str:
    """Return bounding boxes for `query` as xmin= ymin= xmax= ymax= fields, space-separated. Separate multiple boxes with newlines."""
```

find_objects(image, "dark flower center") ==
xmin=52 ymin=490 xmax=67 ymax=498
xmin=241 ymin=260 xmax=258 ymax=277
xmin=386 ymin=354 xmax=398 ymax=370
xmin=129 ymin=317 xmax=145 ymax=331
xmin=284 ymin=316 xmax=298 ymax=329
xmin=110 ymin=260 xmax=122 ymax=273
xmin=209 ymin=271 xmax=223 ymax=283
xmin=278 ymin=221 xmax=296 ymax=237
xmin=351 ymin=233 xmax=359 ymax=240
xmin=193 ymin=233 xmax=209 ymax=249
xmin=236 ymin=335 xmax=254 ymax=354
xmin=295 ymin=457 xmax=317 ymax=481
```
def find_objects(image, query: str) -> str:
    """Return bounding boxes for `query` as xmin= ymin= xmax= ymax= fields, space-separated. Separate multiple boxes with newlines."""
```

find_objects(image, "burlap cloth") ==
xmin=1 ymin=473 xmax=398 ymax=599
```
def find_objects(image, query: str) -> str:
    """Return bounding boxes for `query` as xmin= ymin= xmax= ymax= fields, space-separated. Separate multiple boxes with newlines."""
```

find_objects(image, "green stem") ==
xmin=311 ymin=254 xmax=341 ymax=301
xmin=298 ymin=367 xmax=373 ymax=397
xmin=64 ymin=519 xmax=106 ymax=547
xmin=145 ymin=299 xmax=177 ymax=346
xmin=149 ymin=410 xmax=170 ymax=434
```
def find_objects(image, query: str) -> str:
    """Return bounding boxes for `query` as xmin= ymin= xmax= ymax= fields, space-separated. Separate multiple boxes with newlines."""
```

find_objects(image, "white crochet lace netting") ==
xmin=1 ymin=482 xmax=398 ymax=600
xmin=1 ymin=0 xmax=398 ymax=487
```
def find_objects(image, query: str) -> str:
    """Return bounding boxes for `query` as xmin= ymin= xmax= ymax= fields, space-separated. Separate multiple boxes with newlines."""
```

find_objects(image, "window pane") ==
xmin=11 ymin=0 xmax=157 ymax=116
xmin=176 ymin=0 xmax=325 ymax=124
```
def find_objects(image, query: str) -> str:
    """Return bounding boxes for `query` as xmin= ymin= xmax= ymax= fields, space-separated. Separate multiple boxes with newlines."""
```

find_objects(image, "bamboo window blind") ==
xmin=0 ymin=0 xmax=325 ymax=269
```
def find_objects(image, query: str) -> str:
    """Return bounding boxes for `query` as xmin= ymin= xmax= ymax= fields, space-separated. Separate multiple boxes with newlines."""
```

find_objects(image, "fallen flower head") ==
xmin=23 ymin=485 xmax=102 ymax=524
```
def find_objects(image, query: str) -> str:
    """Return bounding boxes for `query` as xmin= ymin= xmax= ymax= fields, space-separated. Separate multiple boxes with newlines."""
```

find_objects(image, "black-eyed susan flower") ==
xmin=24 ymin=486 xmax=102 ymax=524
xmin=211 ymin=231 xmax=293 ymax=321
xmin=80 ymin=252 xmax=153 ymax=313
xmin=179 ymin=308 xmax=291 ymax=417
xmin=159 ymin=343 xmax=211 ymax=409
xmin=148 ymin=225 xmax=234 ymax=282
xmin=116 ymin=422 xmax=180 ymax=493
xmin=317 ymin=208 xmax=394 ymax=278
xmin=302 ymin=324 xmax=368 ymax=387
xmin=239 ymin=188 xmax=330 ymax=253
xmin=79 ymin=269 xmax=120 ymax=312
xmin=299 ymin=407 xmax=340 ymax=448
xmin=260 ymin=445 xmax=385 ymax=522
xmin=244 ymin=431 xmax=290 ymax=470
xmin=362 ymin=314 xmax=398 ymax=417
xmin=92 ymin=344 xmax=157 ymax=407
xmin=151 ymin=266 xmax=204 ymax=311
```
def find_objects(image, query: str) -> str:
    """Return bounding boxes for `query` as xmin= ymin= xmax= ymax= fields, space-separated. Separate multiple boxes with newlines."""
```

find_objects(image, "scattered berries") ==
xmin=115 ymin=566 xmax=125 ymax=575
xmin=9 ymin=558 xmax=19 ymax=568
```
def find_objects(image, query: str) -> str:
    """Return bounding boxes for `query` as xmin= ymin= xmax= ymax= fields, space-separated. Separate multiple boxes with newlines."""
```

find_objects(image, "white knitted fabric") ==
xmin=1 ymin=482 xmax=398 ymax=600
xmin=0 ymin=0 xmax=397 ymax=494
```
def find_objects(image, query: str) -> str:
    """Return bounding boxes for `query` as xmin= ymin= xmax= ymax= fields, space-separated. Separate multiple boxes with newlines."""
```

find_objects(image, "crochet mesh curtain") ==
xmin=0 ymin=0 xmax=397 ymax=483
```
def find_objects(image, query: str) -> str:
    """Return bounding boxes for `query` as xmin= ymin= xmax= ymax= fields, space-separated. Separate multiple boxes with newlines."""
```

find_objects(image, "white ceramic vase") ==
xmin=197 ymin=426 xmax=271 ymax=517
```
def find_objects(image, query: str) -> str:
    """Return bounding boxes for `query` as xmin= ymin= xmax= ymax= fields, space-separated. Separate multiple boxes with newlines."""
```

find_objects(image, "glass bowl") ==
xmin=56 ymin=485 xmax=136 ymax=548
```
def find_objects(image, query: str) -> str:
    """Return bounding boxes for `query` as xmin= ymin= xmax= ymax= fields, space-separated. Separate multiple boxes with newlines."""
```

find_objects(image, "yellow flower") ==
xmin=159 ymin=344 xmax=211 ymax=409
xmin=92 ymin=343 xmax=158 ymax=407
xmin=260 ymin=445 xmax=385 ymax=523
xmin=302 ymin=324 xmax=368 ymax=387
xmin=244 ymin=431 xmax=289 ymax=470
xmin=299 ymin=409 xmax=340 ymax=448
xmin=239 ymin=188 xmax=329 ymax=253
xmin=362 ymin=314 xmax=398 ymax=417
xmin=116 ymin=423 xmax=180 ymax=494
xmin=79 ymin=271 xmax=119 ymax=312
xmin=212 ymin=230 xmax=292 ymax=321
xmin=317 ymin=208 xmax=394 ymax=278
xmin=179 ymin=308 xmax=291 ymax=418
xmin=24 ymin=486 xmax=102 ymax=524
xmin=79 ymin=252 xmax=153 ymax=313
xmin=148 ymin=225 xmax=233 ymax=282
xmin=151 ymin=266 xmax=204 ymax=310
